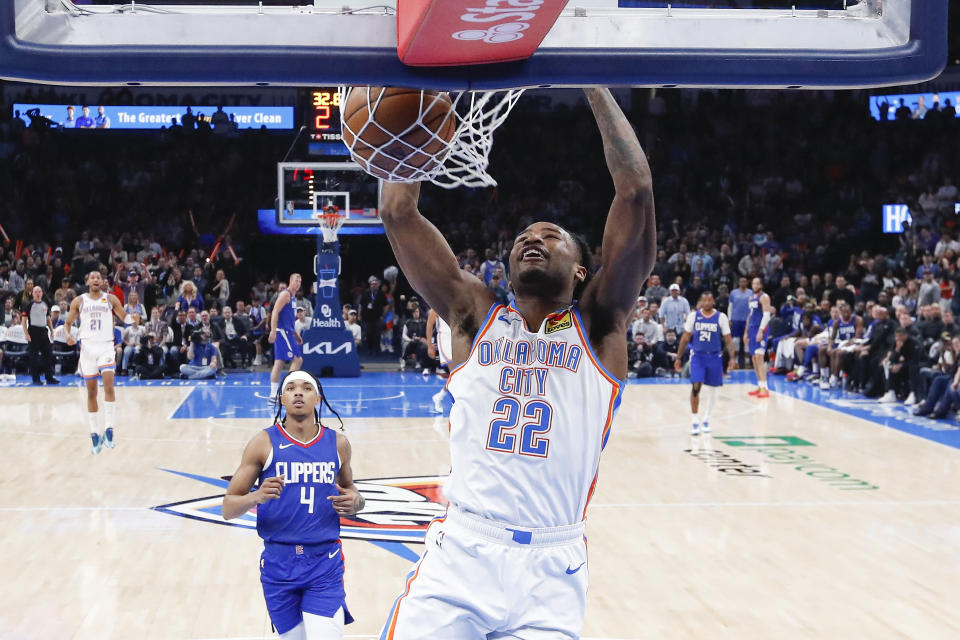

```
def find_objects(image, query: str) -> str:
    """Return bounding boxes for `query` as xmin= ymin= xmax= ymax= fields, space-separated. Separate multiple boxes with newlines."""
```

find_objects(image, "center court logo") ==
xmin=153 ymin=470 xmax=447 ymax=543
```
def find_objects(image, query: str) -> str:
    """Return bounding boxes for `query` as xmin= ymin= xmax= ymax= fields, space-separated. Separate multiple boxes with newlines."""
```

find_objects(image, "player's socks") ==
xmin=91 ymin=432 xmax=102 ymax=455
xmin=103 ymin=427 xmax=115 ymax=449
xmin=104 ymin=401 xmax=116 ymax=430
xmin=270 ymin=381 xmax=279 ymax=401
xmin=701 ymin=386 xmax=719 ymax=425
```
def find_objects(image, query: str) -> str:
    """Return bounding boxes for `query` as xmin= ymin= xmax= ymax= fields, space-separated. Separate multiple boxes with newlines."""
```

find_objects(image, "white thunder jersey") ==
xmin=78 ymin=292 xmax=114 ymax=342
xmin=445 ymin=304 xmax=624 ymax=528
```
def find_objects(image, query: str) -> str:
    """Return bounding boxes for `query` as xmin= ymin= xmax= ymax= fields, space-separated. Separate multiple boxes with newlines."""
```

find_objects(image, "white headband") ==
xmin=281 ymin=370 xmax=319 ymax=396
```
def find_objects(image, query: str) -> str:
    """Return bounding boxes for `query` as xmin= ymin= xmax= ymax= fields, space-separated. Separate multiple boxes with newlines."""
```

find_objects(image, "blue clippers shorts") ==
xmin=274 ymin=328 xmax=303 ymax=362
xmin=689 ymin=353 xmax=724 ymax=387
xmin=260 ymin=541 xmax=354 ymax=634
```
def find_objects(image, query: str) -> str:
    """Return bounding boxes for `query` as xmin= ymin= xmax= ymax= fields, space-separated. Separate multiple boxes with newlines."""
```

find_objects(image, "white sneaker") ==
xmin=431 ymin=390 xmax=445 ymax=414
xmin=691 ymin=423 xmax=700 ymax=436
xmin=829 ymin=375 xmax=839 ymax=388
xmin=701 ymin=422 xmax=711 ymax=434
xmin=796 ymin=366 xmax=806 ymax=377
xmin=904 ymin=392 xmax=917 ymax=406
xmin=253 ymin=355 xmax=262 ymax=366
xmin=399 ymin=359 xmax=406 ymax=371
xmin=878 ymin=390 xmax=898 ymax=403
xmin=422 ymin=368 xmax=430 ymax=375
xmin=819 ymin=378 xmax=830 ymax=390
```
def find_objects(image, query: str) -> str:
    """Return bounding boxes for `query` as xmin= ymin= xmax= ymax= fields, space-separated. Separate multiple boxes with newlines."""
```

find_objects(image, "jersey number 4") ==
xmin=486 ymin=397 xmax=553 ymax=458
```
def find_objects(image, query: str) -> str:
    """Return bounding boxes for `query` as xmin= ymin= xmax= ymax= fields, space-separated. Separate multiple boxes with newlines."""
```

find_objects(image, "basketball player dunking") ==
xmin=746 ymin=277 xmax=774 ymax=398
xmin=376 ymin=88 xmax=654 ymax=639
xmin=223 ymin=371 xmax=363 ymax=640
xmin=64 ymin=271 xmax=127 ymax=454
xmin=269 ymin=273 xmax=304 ymax=402
xmin=675 ymin=292 xmax=736 ymax=435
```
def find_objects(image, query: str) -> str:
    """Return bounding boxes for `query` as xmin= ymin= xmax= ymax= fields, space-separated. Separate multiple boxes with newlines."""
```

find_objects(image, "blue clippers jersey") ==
xmin=828 ymin=316 xmax=858 ymax=343
xmin=256 ymin=423 xmax=340 ymax=545
xmin=276 ymin=295 xmax=296 ymax=332
xmin=747 ymin=293 xmax=764 ymax=329
xmin=691 ymin=310 xmax=723 ymax=354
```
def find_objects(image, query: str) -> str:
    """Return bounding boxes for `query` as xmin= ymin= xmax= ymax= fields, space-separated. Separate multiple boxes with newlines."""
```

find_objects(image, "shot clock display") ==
xmin=306 ymin=88 xmax=350 ymax=157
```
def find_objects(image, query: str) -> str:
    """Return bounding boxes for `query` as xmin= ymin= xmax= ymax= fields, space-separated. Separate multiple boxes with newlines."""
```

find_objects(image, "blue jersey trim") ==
xmin=470 ymin=303 xmax=504 ymax=352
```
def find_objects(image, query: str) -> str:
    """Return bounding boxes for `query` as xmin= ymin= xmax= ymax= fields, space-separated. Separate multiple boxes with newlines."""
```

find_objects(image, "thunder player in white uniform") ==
xmin=376 ymin=88 xmax=654 ymax=639
xmin=64 ymin=271 xmax=126 ymax=454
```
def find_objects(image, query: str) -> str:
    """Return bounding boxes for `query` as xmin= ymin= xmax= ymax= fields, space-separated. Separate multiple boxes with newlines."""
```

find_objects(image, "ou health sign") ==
xmin=882 ymin=205 xmax=913 ymax=234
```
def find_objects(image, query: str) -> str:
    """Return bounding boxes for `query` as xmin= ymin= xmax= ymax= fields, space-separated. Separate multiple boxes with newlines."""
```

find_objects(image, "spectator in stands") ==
xmin=211 ymin=268 xmax=230 ymax=310
xmin=879 ymin=327 xmax=921 ymax=404
xmin=400 ymin=305 xmax=431 ymax=373
xmin=294 ymin=306 xmax=311 ymax=336
xmin=913 ymin=335 xmax=960 ymax=419
xmin=3 ymin=297 xmax=15 ymax=327
xmin=124 ymin=291 xmax=147 ymax=327
xmin=479 ymin=248 xmax=506 ymax=286
xmin=131 ymin=333 xmax=166 ymax=379
xmin=177 ymin=281 xmax=204 ymax=312
xmin=659 ymin=283 xmax=690 ymax=336
xmin=918 ymin=271 xmax=942 ymax=307
xmin=120 ymin=313 xmax=145 ymax=375
xmin=167 ymin=309 xmax=190 ymax=373
xmin=144 ymin=307 xmax=169 ymax=358
xmin=180 ymin=332 xmax=217 ymax=379
xmin=631 ymin=307 xmax=663 ymax=345
xmin=361 ymin=275 xmax=387 ymax=355
xmin=345 ymin=309 xmax=361 ymax=346
xmin=627 ymin=333 xmax=655 ymax=378
xmin=212 ymin=305 xmax=250 ymax=368
xmin=248 ymin=298 xmax=268 ymax=366
xmin=654 ymin=328 xmax=680 ymax=373
xmin=644 ymin=274 xmax=668 ymax=306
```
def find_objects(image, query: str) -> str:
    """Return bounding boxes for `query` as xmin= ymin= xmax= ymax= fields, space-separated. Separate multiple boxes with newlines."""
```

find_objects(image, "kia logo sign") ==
xmin=303 ymin=341 xmax=353 ymax=355
xmin=453 ymin=0 xmax=545 ymax=44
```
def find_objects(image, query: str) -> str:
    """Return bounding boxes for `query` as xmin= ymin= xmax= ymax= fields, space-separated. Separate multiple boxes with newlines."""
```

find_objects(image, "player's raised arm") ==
xmin=580 ymin=88 xmax=656 ymax=321
xmin=379 ymin=182 xmax=492 ymax=325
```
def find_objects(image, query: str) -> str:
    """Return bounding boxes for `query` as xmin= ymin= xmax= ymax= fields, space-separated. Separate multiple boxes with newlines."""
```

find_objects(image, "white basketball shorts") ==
xmin=379 ymin=505 xmax=588 ymax=640
xmin=79 ymin=340 xmax=116 ymax=379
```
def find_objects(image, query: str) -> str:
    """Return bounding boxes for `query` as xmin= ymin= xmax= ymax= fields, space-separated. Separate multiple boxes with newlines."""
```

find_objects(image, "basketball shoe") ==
xmin=755 ymin=389 xmax=770 ymax=398
xmin=103 ymin=428 xmax=115 ymax=449
xmin=690 ymin=423 xmax=700 ymax=436
xmin=91 ymin=433 xmax=103 ymax=455
xmin=431 ymin=390 xmax=445 ymax=414
xmin=700 ymin=422 xmax=711 ymax=434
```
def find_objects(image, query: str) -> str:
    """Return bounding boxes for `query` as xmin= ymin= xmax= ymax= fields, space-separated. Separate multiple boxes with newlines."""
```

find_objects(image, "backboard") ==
xmin=261 ymin=162 xmax=384 ymax=237
xmin=0 ymin=0 xmax=948 ymax=90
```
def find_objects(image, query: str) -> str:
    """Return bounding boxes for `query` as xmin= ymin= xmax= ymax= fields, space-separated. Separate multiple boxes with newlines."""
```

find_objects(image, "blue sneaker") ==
xmin=91 ymin=433 xmax=103 ymax=455
xmin=103 ymin=428 xmax=115 ymax=449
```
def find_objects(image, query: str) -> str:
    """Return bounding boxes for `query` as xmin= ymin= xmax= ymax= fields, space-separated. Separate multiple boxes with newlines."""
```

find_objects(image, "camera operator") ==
xmin=179 ymin=332 xmax=218 ymax=380
xmin=131 ymin=333 xmax=166 ymax=379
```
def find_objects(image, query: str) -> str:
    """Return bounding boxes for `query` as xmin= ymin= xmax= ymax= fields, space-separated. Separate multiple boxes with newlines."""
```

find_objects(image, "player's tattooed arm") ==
xmin=581 ymin=88 xmax=655 ymax=320
xmin=329 ymin=433 xmax=364 ymax=515
xmin=379 ymin=181 xmax=493 ymax=335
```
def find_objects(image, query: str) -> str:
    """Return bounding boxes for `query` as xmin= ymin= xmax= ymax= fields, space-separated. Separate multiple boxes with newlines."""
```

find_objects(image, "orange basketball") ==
xmin=342 ymin=87 xmax=458 ymax=181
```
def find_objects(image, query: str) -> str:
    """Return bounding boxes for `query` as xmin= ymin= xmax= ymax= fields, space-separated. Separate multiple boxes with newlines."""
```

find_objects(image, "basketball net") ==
xmin=317 ymin=207 xmax=345 ymax=244
xmin=339 ymin=87 xmax=525 ymax=189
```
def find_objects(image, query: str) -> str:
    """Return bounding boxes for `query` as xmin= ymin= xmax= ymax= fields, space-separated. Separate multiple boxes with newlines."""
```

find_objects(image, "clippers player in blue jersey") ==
xmin=376 ymin=88 xmax=655 ymax=639
xmin=269 ymin=273 xmax=304 ymax=403
xmin=675 ymin=292 xmax=737 ymax=435
xmin=223 ymin=370 xmax=364 ymax=640
xmin=745 ymin=277 xmax=774 ymax=398
xmin=817 ymin=301 xmax=863 ymax=390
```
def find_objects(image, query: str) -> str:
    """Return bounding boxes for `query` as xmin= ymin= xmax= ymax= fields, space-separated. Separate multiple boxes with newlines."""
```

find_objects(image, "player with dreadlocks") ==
xmin=223 ymin=370 xmax=363 ymax=640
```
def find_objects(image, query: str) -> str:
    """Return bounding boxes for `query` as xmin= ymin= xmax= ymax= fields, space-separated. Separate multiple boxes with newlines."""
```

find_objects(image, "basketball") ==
xmin=342 ymin=87 xmax=458 ymax=181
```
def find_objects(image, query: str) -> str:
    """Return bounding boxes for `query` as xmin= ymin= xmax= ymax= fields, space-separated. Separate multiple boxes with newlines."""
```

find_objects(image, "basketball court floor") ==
xmin=1 ymin=370 xmax=959 ymax=639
